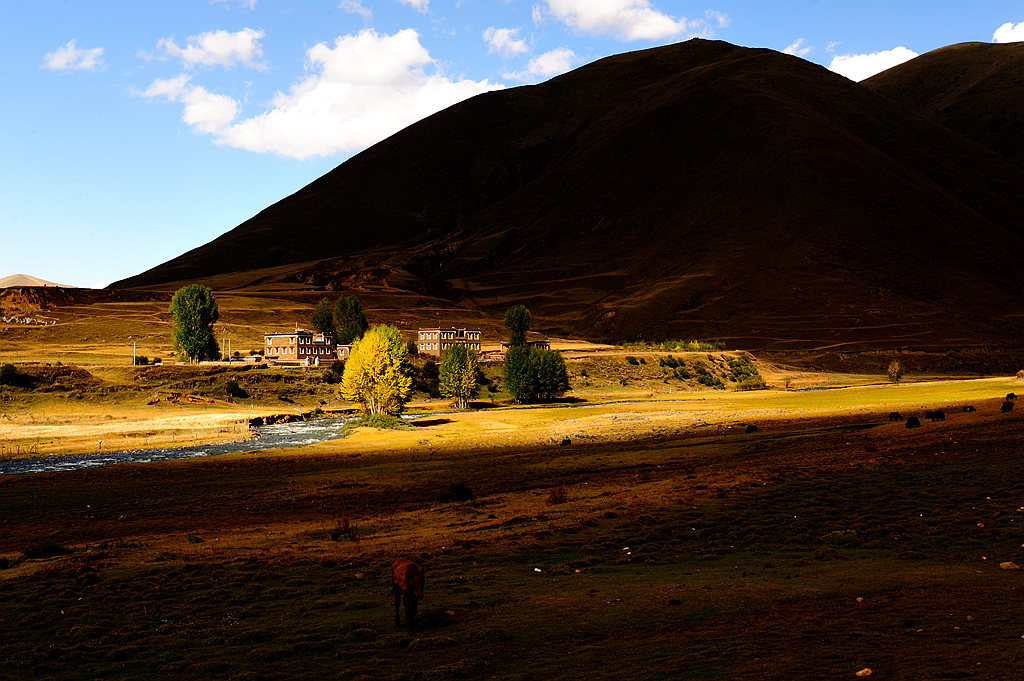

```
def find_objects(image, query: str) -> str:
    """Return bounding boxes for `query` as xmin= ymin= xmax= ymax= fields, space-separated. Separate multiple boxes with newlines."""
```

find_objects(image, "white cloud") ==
xmin=532 ymin=3 xmax=546 ymax=25
xmin=150 ymin=29 xmax=499 ymax=159
xmin=398 ymin=0 xmax=429 ymax=13
xmin=211 ymin=0 xmax=258 ymax=8
xmin=783 ymin=38 xmax=812 ymax=57
xmin=484 ymin=27 xmax=529 ymax=57
xmin=140 ymin=75 xmax=240 ymax=134
xmin=994 ymin=21 xmax=1024 ymax=43
xmin=339 ymin=0 xmax=372 ymax=19
xmin=705 ymin=10 xmax=729 ymax=29
xmin=504 ymin=47 xmax=579 ymax=81
xmin=157 ymin=28 xmax=266 ymax=70
xmin=828 ymin=46 xmax=918 ymax=81
xmin=43 ymin=39 xmax=105 ymax=71
xmin=542 ymin=0 xmax=711 ymax=40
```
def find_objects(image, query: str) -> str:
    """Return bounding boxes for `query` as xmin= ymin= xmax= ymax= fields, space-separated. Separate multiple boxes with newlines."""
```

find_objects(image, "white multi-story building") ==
xmin=416 ymin=327 xmax=482 ymax=357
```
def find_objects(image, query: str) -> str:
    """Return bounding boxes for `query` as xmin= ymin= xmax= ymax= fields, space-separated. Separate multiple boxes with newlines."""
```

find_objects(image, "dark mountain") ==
xmin=113 ymin=39 xmax=1024 ymax=348
xmin=864 ymin=41 xmax=1024 ymax=168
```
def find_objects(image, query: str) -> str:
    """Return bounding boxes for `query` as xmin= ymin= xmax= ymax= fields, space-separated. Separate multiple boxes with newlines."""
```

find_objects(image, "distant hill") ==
xmin=112 ymin=39 xmax=1024 ymax=348
xmin=0 ymin=274 xmax=68 ymax=288
xmin=864 ymin=41 xmax=1024 ymax=167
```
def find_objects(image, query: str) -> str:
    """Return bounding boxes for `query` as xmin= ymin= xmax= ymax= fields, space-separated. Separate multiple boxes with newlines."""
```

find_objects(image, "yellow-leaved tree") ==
xmin=340 ymin=324 xmax=413 ymax=416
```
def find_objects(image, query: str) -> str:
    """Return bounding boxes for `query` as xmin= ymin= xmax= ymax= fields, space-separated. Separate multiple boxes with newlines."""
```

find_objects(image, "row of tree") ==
xmin=168 ymin=286 xmax=569 ymax=415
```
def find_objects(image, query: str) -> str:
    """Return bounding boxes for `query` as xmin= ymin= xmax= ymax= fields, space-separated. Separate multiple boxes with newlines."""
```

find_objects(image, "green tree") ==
xmin=334 ymin=296 xmax=369 ymax=344
xmin=169 ymin=285 xmax=220 ymax=363
xmin=311 ymin=297 xmax=336 ymax=340
xmin=504 ymin=305 xmax=531 ymax=347
xmin=887 ymin=359 xmax=904 ymax=384
xmin=503 ymin=346 xmax=569 ymax=402
xmin=503 ymin=345 xmax=533 ymax=402
xmin=439 ymin=344 xmax=479 ymax=409
xmin=340 ymin=324 xmax=412 ymax=416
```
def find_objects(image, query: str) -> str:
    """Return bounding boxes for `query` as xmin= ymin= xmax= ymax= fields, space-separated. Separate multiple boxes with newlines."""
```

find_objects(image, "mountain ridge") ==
xmin=112 ymin=39 xmax=1024 ymax=347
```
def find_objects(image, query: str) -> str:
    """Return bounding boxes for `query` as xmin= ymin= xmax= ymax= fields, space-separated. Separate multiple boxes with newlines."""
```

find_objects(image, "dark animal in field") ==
xmin=905 ymin=416 xmax=921 ymax=428
xmin=926 ymin=410 xmax=945 ymax=422
xmin=392 ymin=558 xmax=425 ymax=630
xmin=962 ymin=405 xmax=976 ymax=413
xmin=745 ymin=424 xmax=758 ymax=433
xmin=888 ymin=412 xmax=903 ymax=422
xmin=1001 ymin=401 xmax=1015 ymax=413
xmin=1007 ymin=393 xmax=1017 ymax=401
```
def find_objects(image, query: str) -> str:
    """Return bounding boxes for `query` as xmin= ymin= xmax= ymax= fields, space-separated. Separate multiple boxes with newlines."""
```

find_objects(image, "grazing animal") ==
xmin=905 ymin=416 xmax=921 ymax=428
xmin=745 ymin=424 xmax=758 ymax=433
xmin=962 ymin=405 xmax=976 ymax=413
xmin=927 ymin=410 xmax=945 ymax=422
xmin=1007 ymin=393 xmax=1017 ymax=402
xmin=888 ymin=412 xmax=903 ymax=422
xmin=1001 ymin=401 xmax=1015 ymax=413
xmin=391 ymin=558 xmax=425 ymax=630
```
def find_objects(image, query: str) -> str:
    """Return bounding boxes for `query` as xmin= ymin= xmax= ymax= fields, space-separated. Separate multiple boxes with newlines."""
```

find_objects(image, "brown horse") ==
xmin=391 ymin=558 xmax=425 ymax=630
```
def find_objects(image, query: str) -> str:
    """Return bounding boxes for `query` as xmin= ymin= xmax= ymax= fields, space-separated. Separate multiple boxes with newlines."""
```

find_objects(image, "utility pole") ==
xmin=132 ymin=341 xmax=136 ymax=366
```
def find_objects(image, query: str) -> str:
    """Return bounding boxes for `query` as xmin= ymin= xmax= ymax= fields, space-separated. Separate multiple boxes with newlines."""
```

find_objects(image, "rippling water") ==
xmin=0 ymin=416 xmax=361 ymax=475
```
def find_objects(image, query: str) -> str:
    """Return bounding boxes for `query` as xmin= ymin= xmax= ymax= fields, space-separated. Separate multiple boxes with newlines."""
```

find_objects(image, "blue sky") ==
xmin=3 ymin=1 xmax=1023 ymax=288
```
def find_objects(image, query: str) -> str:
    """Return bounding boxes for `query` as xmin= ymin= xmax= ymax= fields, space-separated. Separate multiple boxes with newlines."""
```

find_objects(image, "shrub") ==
xmin=224 ymin=379 xmax=248 ymax=399
xmin=625 ymin=356 xmax=639 ymax=366
xmin=725 ymin=355 xmax=766 ymax=390
xmin=1017 ymin=370 xmax=1024 ymax=380
xmin=340 ymin=414 xmax=414 ymax=436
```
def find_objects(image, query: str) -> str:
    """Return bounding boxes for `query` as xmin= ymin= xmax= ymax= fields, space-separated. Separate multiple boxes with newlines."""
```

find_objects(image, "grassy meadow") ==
xmin=3 ymin=295 xmax=1024 ymax=679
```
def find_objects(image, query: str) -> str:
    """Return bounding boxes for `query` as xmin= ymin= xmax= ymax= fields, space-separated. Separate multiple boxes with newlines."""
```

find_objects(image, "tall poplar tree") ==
xmin=334 ymin=296 xmax=369 ymax=344
xmin=439 ymin=344 xmax=479 ymax=409
xmin=169 ymin=285 xmax=220 ymax=363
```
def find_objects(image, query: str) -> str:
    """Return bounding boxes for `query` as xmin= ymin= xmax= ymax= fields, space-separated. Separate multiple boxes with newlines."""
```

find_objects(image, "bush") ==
xmin=1016 ymin=369 xmax=1024 ymax=380
xmin=725 ymin=355 xmax=766 ymax=390
xmin=224 ymin=379 xmax=248 ymax=398
xmin=339 ymin=414 xmax=415 ymax=437
xmin=625 ymin=356 xmax=639 ymax=365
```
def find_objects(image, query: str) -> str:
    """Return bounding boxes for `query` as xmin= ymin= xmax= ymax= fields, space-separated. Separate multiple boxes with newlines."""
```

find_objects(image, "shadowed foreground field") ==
xmin=2 ymin=403 xmax=1024 ymax=680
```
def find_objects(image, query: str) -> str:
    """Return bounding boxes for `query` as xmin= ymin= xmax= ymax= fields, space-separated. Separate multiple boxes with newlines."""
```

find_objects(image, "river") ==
xmin=0 ymin=416 xmax=365 ymax=475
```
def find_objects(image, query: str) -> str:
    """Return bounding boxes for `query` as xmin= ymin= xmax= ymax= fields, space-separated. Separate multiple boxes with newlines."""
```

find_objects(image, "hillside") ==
xmin=0 ymin=274 xmax=67 ymax=288
xmin=112 ymin=39 xmax=1024 ymax=348
xmin=864 ymin=41 xmax=1024 ymax=167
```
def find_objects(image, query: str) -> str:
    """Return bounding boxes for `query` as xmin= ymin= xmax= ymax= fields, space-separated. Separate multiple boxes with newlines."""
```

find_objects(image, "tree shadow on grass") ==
xmin=413 ymin=418 xmax=454 ymax=428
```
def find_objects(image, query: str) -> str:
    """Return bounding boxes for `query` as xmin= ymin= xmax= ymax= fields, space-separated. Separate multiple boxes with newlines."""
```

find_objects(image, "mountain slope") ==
xmin=0 ymin=274 xmax=67 ymax=288
xmin=113 ymin=39 xmax=1024 ymax=347
xmin=864 ymin=41 xmax=1024 ymax=167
